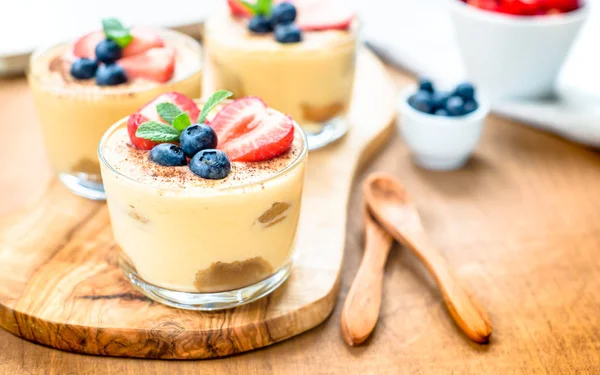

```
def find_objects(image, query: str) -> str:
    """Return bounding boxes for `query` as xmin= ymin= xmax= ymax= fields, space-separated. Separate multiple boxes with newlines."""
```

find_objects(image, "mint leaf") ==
xmin=102 ymin=18 xmax=133 ymax=48
xmin=156 ymin=102 xmax=183 ymax=125
xmin=257 ymin=0 xmax=273 ymax=15
xmin=172 ymin=112 xmax=192 ymax=132
xmin=198 ymin=90 xmax=233 ymax=123
xmin=240 ymin=1 xmax=258 ymax=15
xmin=136 ymin=121 xmax=181 ymax=142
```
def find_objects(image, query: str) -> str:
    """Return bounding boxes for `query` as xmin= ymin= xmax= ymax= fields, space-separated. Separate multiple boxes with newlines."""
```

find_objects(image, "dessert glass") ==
xmin=28 ymin=29 xmax=203 ymax=200
xmin=204 ymin=11 xmax=357 ymax=150
xmin=98 ymin=110 xmax=308 ymax=311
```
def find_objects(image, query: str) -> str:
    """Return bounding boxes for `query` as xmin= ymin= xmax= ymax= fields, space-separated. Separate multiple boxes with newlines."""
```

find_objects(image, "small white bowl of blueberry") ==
xmin=398 ymin=78 xmax=490 ymax=171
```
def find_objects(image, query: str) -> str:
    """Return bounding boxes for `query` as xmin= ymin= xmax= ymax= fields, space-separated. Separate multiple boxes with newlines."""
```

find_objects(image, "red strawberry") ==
xmin=210 ymin=97 xmax=267 ymax=144
xmin=467 ymin=0 xmax=500 ymax=12
xmin=294 ymin=0 xmax=355 ymax=31
xmin=545 ymin=0 xmax=579 ymax=12
xmin=127 ymin=113 xmax=159 ymax=150
xmin=127 ymin=92 xmax=201 ymax=150
xmin=498 ymin=0 xmax=541 ymax=15
xmin=119 ymin=47 xmax=175 ymax=83
xmin=73 ymin=28 xmax=164 ymax=59
xmin=139 ymin=92 xmax=201 ymax=124
xmin=210 ymin=97 xmax=294 ymax=162
xmin=227 ymin=0 xmax=254 ymax=17
xmin=73 ymin=31 xmax=105 ymax=59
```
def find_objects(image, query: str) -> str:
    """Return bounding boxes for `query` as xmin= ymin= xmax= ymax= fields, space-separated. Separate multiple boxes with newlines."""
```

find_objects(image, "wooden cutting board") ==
xmin=0 ymin=48 xmax=396 ymax=359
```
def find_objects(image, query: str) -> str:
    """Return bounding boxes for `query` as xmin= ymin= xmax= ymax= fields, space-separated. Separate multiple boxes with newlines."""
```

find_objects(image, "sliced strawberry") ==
xmin=73 ymin=31 xmax=105 ymax=59
xmin=123 ymin=28 xmax=165 ymax=57
xmin=227 ymin=0 xmax=254 ymax=17
xmin=210 ymin=97 xmax=268 ymax=145
xmin=127 ymin=113 xmax=159 ymax=150
xmin=498 ymin=0 xmax=540 ymax=15
xmin=467 ymin=0 xmax=500 ymax=12
xmin=545 ymin=0 xmax=579 ymax=12
xmin=138 ymin=92 xmax=201 ymax=124
xmin=294 ymin=0 xmax=355 ymax=31
xmin=73 ymin=28 xmax=165 ymax=59
xmin=119 ymin=47 xmax=175 ymax=83
xmin=219 ymin=110 xmax=295 ymax=162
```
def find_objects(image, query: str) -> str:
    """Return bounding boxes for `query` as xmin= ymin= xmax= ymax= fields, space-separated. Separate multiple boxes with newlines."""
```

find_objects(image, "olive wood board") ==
xmin=0 ymin=48 xmax=396 ymax=359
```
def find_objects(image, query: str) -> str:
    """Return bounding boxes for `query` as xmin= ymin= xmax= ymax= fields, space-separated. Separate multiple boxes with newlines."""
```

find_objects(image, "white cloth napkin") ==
xmin=360 ymin=0 xmax=600 ymax=147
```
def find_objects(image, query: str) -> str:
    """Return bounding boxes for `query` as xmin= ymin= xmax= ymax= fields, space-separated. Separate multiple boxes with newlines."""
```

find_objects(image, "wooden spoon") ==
xmin=341 ymin=206 xmax=394 ymax=346
xmin=363 ymin=173 xmax=493 ymax=344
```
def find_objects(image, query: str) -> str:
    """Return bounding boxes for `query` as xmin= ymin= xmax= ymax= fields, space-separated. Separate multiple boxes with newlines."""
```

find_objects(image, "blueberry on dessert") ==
xmin=180 ymin=124 xmax=218 ymax=158
xmin=69 ymin=18 xmax=175 ymax=85
xmin=189 ymin=149 xmax=232 ymax=180
xmin=150 ymin=144 xmax=187 ymax=166
xmin=239 ymin=0 xmax=303 ymax=43
xmin=70 ymin=58 xmax=98 ymax=80
xmin=409 ymin=78 xmax=480 ymax=117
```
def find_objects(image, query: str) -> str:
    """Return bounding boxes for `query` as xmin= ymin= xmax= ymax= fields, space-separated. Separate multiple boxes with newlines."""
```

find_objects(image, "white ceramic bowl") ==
xmin=398 ymin=86 xmax=490 ymax=171
xmin=449 ymin=0 xmax=589 ymax=100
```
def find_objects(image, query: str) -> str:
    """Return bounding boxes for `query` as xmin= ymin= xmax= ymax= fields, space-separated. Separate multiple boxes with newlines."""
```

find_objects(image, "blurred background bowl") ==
xmin=449 ymin=0 xmax=589 ymax=100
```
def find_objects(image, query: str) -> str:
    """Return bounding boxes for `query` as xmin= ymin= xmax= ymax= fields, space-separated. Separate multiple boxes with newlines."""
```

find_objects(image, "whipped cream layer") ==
xmin=101 ymin=126 xmax=304 ymax=190
xmin=29 ymin=29 xmax=202 ymax=94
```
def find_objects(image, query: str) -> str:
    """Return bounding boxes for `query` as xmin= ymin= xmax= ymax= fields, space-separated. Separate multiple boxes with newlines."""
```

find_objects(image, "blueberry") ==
xmin=454 ymin=82 xmax=475 ymax=101
xmin=274 ymin=23 xmax=302 ymax=44
xmin=430 ymin=91 xmax=451 ymax=111
xmin=434 ymin=109 xmax=449 ymax=116
xmin=446 ymin=96 xmax=466 ymax=116
xmin=70 ymin=58 xmax=98 ymax=79
xmin=150 ymin=144 xmax=187 ymax=166
xmin=408 ymin=90 xmax=433 ymax=113
xmin=95 ymin=39 xmax=122 ymax=64
xmin=189 ymin=149 xmax=231 ymax=180
xmin=463 ymin=100 xmax=479 ymax=114
xmin=270 ymin=2 xmax=297 ymax=26
xmin=180 ymin=124 xmax=218 ymax=158
xmin=96 ymin=64 xmax=128 ymax=86
xmin=248 ymin=15 xmax=273 ymax=33
xmin=418 ymin=78 xmax=435 ymax=93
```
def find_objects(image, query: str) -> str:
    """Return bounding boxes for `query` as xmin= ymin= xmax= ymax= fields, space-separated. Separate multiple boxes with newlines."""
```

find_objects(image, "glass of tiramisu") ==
xmin=28 ymin=19 xmax=202 ymax=200
xmin=99 ymin=90 xmax=307 ymax=310
xmin=204 ymin=0 xmax=357 ymax=150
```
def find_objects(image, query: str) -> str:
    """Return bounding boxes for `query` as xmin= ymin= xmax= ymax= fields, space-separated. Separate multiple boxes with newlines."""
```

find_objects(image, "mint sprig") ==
xmin=135 ymin=121 xmax=180 ymax=142
xmin=240 ymin=0 xmax=273 ymax=15
xmin=135 ymin=90 xmax=233 ymax=143
xmin=198 ymin=90 xmax=233 ymax=123
xmin=102 ymin=18 xmax=133 ymax=48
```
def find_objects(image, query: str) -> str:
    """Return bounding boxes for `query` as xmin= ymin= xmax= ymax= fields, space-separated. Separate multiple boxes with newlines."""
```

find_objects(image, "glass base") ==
xmin=59 ymin=173 xmax=106 ymax=200
xmin=120 ymin=257 xmax=293 ymax=311
xmin=304 ymin=116 xmax=349 ymax=151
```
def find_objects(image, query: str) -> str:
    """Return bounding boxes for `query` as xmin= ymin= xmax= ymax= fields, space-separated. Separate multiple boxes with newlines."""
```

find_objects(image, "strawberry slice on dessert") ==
xmin=227 ymin=0 xmax=254 ymax=17
xmin=119 ymin=47 xmax=175 ymax=83
xmin=128 ymin=92 xmax=201 ymax=150
xmin=294 ymin=0 xmax=355 ymax=31
xmin=73 ymin=28 xmax=165 ymax=59
xmin=210 ymin=97 xmax=295 ymax=162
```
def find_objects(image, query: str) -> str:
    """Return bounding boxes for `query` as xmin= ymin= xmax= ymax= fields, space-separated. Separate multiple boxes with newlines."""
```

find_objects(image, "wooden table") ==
xmin=2 ymin=65 xmax=600 ymax=375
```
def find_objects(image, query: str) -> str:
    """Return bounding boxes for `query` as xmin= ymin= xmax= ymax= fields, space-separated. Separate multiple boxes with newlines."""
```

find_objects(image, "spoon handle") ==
xmin=402 ymin=230 xmax=492 ymax=343
xmin=341 ymin=216 xmax=394 ymax=346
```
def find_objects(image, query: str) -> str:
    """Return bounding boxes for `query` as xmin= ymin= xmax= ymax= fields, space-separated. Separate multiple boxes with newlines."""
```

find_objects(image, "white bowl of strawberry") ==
xmin=449 ymin=0 xmax=589 ymax=100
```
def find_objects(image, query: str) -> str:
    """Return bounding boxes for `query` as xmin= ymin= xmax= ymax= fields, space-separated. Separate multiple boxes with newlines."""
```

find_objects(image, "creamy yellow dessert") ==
xmin=99 ymin=92 xmax=307 ymax=309
xmin=204 ymin=4 xmax=357 ymax=148
xmin=29 ymin=25 xmax=202 ymax=199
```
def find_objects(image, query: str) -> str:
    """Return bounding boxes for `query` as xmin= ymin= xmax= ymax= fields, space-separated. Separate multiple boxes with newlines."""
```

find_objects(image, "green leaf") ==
xmin=198 ymin=90 xmax=233 ymax=124
xmin=156 ymin=102 xmax=183 ymax=125
xmin=172 ymin=112 xmax=192 ymax=132
xmin=240 ymin=0 xmax=258 ymax=15
xmin=256 ymin=0 xmax=273 ymax=15
xmin=102 ymin=18 xmax=133 ymax=48
xmin=135 ymin=121 xmax=181 ymax=142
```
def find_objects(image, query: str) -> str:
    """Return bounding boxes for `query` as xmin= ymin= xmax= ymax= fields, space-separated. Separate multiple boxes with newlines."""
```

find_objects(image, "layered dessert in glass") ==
xmin=28 ymin=18 xmax=202 ymax=200
xmin=204 ymin=0 xmax=357 ymax=150
xmin=99 ymin=90 xmax=307 ymax=310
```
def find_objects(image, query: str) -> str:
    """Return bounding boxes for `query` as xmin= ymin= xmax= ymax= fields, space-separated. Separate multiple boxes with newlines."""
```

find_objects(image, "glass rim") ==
xmin=27 ymin=27 xmax=203 ymax=94
xmin=97 ymin=104 xmax=309 ymax=193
